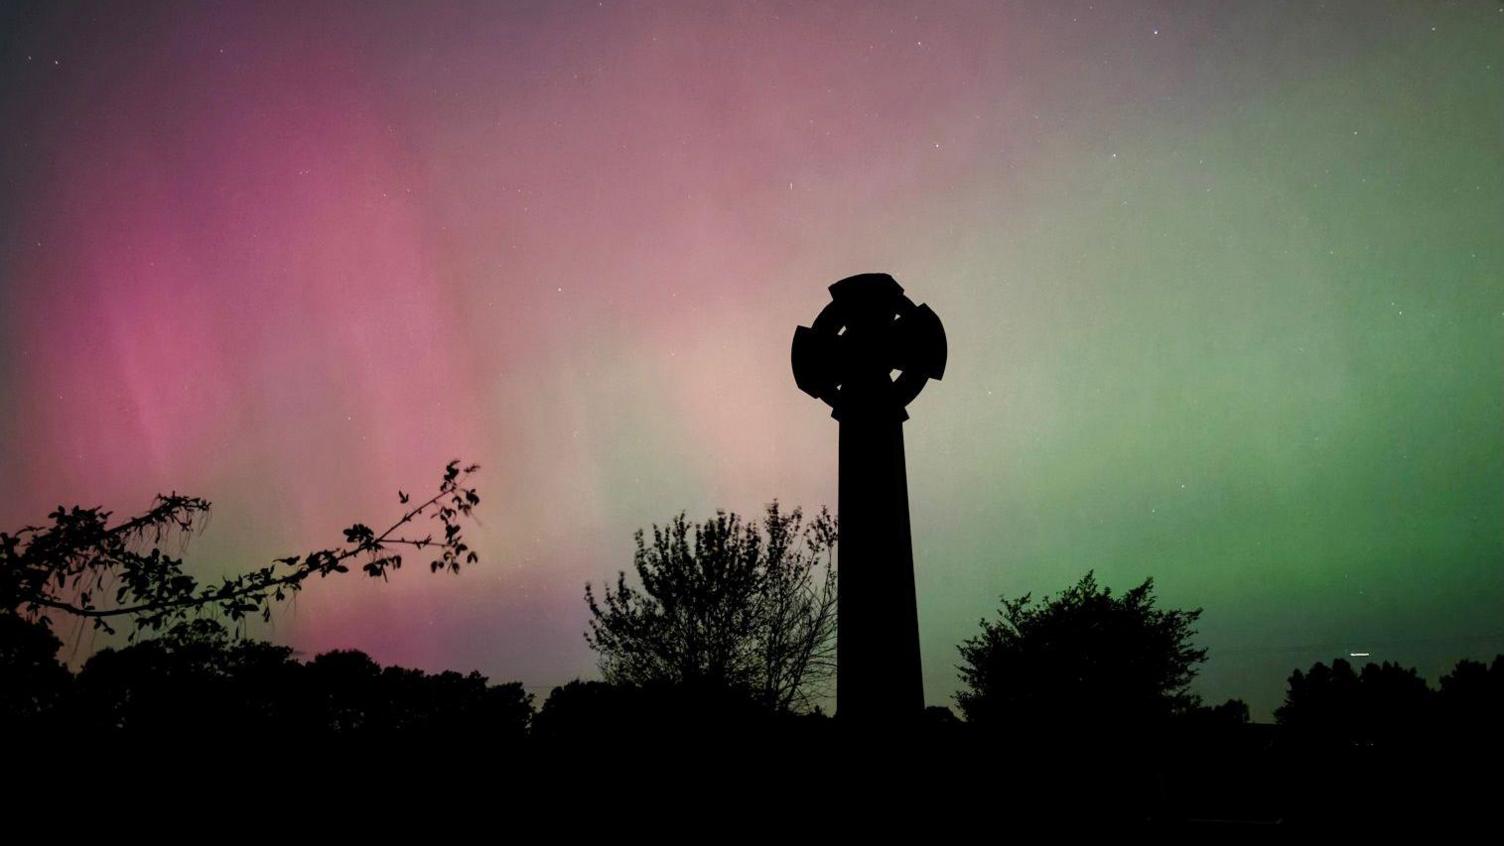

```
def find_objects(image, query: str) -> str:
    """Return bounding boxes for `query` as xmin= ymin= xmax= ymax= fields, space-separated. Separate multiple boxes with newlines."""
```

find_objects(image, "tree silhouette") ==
xmin=0 ymin=611 xmax=72 ymax=727
xmin=1276 ymin=658 xmax=1432 ymax=747
xmin=584 ymin=503 xmax=837 ymax=712
xmin=1185 ymin=697 xmax=1251 ymax=726
xmin=1 ymin=460 xmax=481 ymax=636
xmin=69 ymin=618 xmax=533 ymax=739
xmin=75 ymin=617 xmax=302 ymax=734
xmin=530 ymin=677 xmax=776 ymax=745
xmin=1437 ymin=656 xmax=1504 ymax=743
xmin=955 ymin=571 xmax=1208 ymax=730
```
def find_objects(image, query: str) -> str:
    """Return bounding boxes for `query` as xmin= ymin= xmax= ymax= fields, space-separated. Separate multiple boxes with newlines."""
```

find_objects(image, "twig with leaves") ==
xmin=1 ymin=460 xmax=481 ymax=637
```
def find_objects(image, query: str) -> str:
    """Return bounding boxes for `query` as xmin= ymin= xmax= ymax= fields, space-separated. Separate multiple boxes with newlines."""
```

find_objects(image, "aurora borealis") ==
xmin=1 ymin=0 xmax=1500 ymax=718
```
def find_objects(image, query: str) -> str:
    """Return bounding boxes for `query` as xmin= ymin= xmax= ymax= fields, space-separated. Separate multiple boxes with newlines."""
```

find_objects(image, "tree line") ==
xmin=5 ymin=482 xmax=1500 ymax=744
xmin=3 ymin=478 xmax=1502 ymax=821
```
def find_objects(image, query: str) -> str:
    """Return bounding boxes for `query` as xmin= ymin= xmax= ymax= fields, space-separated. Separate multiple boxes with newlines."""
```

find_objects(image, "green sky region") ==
xmin=905 ymin=9 xmax=1503 ymax=717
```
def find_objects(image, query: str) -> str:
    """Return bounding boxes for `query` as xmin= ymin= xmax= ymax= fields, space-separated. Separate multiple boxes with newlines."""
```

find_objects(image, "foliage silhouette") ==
xmin=1276 ymin=657 xmax=1434 ymax=748
xmin=532 ymin=677 xmax=785 ymax=747
xmin=584 ymin=503 xmax=837 ymax=712
xmin=1 ymin=460 xmax=480 ymax=636
xmin=1436 ymin=655 xmax=1504 ymax=743
xmin=0 ymin=611 xmax=71 ymax=727
xmin=955 ymin=571 xmax=1208 ymax=732
xmin=64 ymin=617 xmax=534 ymax=739
xmin=1184 ymin=696 xmax=1252 ymax=726
xmin=76 ymin=617 xmax=303 ymax=734
xmin=1267 ymin=655 xmax=1504 ymax=823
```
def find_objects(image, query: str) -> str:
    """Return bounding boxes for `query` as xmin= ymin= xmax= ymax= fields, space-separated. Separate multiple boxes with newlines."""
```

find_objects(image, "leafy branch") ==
xmin=1 ymin=460 xmax=481 ymax=636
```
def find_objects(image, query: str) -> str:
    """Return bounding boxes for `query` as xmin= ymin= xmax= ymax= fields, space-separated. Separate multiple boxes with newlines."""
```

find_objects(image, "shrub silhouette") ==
xmin=584 ymin=503 xmax=837 ymax=713
xmin=955 ymin=571 xmax=1207 ymax=733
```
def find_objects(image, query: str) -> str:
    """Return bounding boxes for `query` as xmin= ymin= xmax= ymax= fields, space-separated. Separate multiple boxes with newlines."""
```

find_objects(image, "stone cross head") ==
xmin=791 ymin=273 xmax=947 ymax=421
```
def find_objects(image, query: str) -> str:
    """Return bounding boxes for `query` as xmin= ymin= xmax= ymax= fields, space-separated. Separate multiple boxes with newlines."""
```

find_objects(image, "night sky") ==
xmin=2 ymin=0 xmax=1501 ymax=719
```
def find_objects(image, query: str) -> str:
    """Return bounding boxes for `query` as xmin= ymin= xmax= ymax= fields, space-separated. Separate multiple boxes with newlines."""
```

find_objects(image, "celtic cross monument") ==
xmin=791 ymin=273 xmax=946 ymax=721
